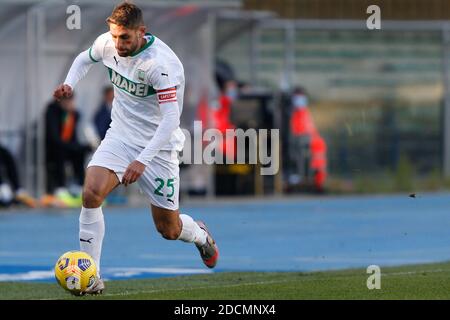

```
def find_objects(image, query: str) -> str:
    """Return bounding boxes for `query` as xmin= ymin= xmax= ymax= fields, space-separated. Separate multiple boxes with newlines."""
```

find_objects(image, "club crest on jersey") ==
xmin=107 ymin=67 xmax=156 ymax=97
xmin=137 ymin=69 xmax=145 ymax=82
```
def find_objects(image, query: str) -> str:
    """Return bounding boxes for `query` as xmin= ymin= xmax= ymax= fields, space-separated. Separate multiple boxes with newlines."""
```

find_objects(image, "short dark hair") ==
xmin=106 ymin=2 xmax=143 ymax=29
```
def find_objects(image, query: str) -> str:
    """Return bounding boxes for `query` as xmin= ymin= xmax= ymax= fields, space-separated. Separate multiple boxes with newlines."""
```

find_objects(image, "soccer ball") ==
xmin=54 ymin=251 xmax=97 ymax=295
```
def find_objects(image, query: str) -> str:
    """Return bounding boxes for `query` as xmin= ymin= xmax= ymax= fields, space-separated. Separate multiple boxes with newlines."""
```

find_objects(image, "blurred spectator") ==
xmin=289 ymin=87 xmax=327 ymax=192
xmin=44 ymin=96 xmax=91 ymax=207
xmin=290 ymin=87 xmax=316 ymax=136
xmin=215 ymin=80 xmax=237 ymax=132
xmin=213 ymin=60 xmax=237 ymax=159
xmin=310 ymin=134 xmax=327 ymax=192
xmin=0 ymin=144 xmax=37 ymax=207
xmin=94 ymin=86 xmax=114 ymax=140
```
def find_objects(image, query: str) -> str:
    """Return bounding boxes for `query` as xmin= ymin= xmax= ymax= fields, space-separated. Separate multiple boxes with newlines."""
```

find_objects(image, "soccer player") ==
xmin=53 ymin=2 xmax=219 ymax=294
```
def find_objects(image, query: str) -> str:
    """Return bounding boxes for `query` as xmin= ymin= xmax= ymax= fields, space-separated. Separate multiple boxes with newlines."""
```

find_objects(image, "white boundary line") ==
xmin=36 ymin=268 xmax=450 ymax=300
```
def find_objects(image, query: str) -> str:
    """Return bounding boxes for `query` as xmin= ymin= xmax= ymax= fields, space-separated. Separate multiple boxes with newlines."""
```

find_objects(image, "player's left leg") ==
xmin=151 ymin=204 xmax=219 ymax=268
xmin=137 ymin=150 xmax=219 ymax=268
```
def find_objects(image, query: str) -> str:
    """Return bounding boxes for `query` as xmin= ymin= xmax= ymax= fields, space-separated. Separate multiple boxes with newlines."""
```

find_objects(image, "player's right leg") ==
xmin=77 ymin=134 xmax=130 ymax=294
xmin=80 ymin=166 xmax=119 ymax=294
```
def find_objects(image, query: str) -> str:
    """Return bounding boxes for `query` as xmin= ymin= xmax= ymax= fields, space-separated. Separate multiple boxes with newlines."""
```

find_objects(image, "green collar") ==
xmin=130 ymin=33 xmax=155 ymax=57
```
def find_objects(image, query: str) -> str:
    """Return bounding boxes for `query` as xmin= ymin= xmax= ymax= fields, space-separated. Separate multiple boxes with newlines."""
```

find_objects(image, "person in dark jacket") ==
xmin=45 ymin=95 xmax=91 ymax=194
xmin=0 ymin=144 xmax=37 ymax=207
xmin=94 ymin=86 xmax=114 ymax=140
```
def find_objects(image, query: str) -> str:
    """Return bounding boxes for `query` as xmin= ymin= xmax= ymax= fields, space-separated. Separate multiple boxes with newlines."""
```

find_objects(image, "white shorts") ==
xmin=87 ymin=135 xmax=180 ymax=210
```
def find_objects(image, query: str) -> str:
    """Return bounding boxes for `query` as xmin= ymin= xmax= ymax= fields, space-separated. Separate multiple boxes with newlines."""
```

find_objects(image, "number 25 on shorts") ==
xmin=154 ymin=178 xmax=175 ymax=198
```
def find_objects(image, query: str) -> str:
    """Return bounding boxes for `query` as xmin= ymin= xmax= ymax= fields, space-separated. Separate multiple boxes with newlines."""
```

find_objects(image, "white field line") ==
xmin=381 ymin=269 xmax=448 ymax=276
xmin=39 ymin=279 xmax=294 ymax=300
xmin=103 ymin=279 xmax=297 ymax=298
xmin=37 ymin=268 xmax=450 ymax=300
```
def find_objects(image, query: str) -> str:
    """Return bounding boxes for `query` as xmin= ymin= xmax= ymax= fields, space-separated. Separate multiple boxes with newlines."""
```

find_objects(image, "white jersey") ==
xmin=89 ymin=32 xmax=185 ymax=150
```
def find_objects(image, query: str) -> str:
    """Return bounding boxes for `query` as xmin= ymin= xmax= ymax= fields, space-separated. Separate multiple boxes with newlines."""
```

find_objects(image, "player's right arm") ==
xmin=53 ymin=33 xmax=107 ymax=100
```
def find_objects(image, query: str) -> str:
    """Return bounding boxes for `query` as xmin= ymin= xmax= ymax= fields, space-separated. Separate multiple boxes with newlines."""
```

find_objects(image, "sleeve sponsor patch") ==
xmin=157 ymin=87 xmax=177 ymax=104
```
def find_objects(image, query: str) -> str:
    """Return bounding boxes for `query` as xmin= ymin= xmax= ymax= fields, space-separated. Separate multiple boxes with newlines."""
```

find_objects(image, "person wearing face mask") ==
xmin=212 ymin=80 xmax=237 ymax=159
xmin=289 ymin=87 xmax=327 ymax=192
xmin=216 ymin=81 xmax=237 ymax=128
xmin=290 ymin=87 xmax=316 ymax=136
xmin=209 ymin=61 xmax=238 ymax=160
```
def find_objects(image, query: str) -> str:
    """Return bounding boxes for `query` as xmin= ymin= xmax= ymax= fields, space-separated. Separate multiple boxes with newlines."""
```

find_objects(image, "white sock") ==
xmin=79 ymin=206 xmax=105 ymax=276
xmin=177 ymin=214 xmax=207 ymax=246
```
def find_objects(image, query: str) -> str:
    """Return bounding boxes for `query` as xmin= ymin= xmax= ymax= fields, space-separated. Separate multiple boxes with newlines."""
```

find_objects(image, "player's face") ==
xmin=109 ymin=23 xmax=144 ymax=57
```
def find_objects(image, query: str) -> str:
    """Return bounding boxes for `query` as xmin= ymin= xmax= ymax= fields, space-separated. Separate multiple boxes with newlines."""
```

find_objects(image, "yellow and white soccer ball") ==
xmin=54 ymin=251 xmax=97 ymax=295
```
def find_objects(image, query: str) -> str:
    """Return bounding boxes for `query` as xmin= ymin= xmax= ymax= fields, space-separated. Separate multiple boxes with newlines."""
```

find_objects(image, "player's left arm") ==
xmin=122 ymin=64 xmax=181 ymax=186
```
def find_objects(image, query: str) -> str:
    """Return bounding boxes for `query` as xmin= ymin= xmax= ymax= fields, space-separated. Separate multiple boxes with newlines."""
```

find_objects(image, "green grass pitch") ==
xmin=1 ymin=262 xmax=450 ymax=300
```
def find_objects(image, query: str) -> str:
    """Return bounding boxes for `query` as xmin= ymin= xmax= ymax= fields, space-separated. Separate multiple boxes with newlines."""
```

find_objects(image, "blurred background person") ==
xmin=288 ymin=87 xmax=327 ymax=192
xmin=0 ymin=144 xmax=37 ymax=208
xmin=94 ymin=86 xmax=114 ymax=141
xmin=43 ymin=95 xmax=91 ymax=207
xmin=213 ymin=60 xmax=237 ymax=159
